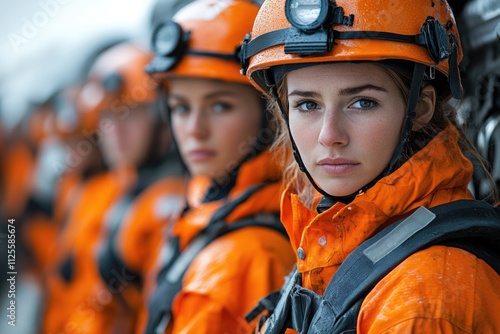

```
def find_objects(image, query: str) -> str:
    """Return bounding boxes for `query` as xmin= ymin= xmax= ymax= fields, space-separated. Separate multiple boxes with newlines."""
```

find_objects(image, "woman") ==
xmin=240 ymin=0 xmax=500 ymax=332
xmin=144 ymin=0 xmax=296 ymax=333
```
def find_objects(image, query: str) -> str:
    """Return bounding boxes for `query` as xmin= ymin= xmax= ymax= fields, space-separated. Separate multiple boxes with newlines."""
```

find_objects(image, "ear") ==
xmin=412 ymin=85 xmax=436 ymax=131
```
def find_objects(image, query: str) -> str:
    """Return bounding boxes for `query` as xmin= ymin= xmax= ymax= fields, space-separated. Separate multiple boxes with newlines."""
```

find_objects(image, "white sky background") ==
xmin=0 ymin=0 xmax=159 ymax=129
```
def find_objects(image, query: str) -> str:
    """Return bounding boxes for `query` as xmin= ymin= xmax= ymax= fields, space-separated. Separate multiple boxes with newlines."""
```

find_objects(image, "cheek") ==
xmin=126 ymin=118 xmax=154 ymax=148
xmin=171 ymin=117 xmax=186 ymax=147
xmin=221 ymin=122 xmax=254 ymax=156
xmin=227 ymin=111 xmax=261 ymax=144
xmin=289 ymin=114 xmax=317 ymax=153
xmin=362 ymin=117 xmax=403 ymax=165
xmin=101 ymin=125 xmax=119 ymax=146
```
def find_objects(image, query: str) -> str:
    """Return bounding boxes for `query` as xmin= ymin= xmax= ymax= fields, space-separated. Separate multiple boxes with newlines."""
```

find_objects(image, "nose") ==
xmin=186 ymin=108 xmax=209 ymax=139
xmin=318 ymin=108 xmax=348 ymax=147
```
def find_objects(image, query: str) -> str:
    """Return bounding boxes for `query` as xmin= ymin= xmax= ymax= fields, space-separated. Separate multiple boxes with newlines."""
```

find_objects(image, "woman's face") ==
xmin=168 ymin=78 xmax=262 ymax=181
xmin=100 ymin=104 xmax=155 ymax=168
xmin=286 ymin=62 xmax=406 ymax=197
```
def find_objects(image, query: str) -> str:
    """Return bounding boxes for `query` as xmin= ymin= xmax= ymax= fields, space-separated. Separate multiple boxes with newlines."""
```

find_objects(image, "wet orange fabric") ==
xmin=280 ymin=124 xmax=500 ymax=333
xmin=41 ymin=167 xmax=136 ymax=334
xmin=162 ymin=150 xmax=296 ymax=333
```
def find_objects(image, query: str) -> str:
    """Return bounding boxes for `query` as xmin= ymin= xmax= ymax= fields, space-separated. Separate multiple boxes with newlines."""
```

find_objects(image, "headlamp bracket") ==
xmin=421 ymin=17 xmax=452 ymax=63
xmin=330 ymin=5 xmax=354 ymax=27
xmin=284 ymin=27 xmax=332 ymax=55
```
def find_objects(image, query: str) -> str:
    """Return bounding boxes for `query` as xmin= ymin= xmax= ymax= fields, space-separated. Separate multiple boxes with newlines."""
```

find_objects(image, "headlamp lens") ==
xmin=152 ymin=21 xmax=182 ymax=56
xmin=286 ymin=0 xmax=327 ymax=31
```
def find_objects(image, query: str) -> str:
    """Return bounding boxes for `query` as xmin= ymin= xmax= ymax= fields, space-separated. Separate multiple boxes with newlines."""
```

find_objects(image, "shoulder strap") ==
xmin=255 ymin=200 xmax=500 ymax=334
xmin=145 ymin=182 xmax=286 ymax=334
xmin=309 ymin=200 xmax=500 ymax=333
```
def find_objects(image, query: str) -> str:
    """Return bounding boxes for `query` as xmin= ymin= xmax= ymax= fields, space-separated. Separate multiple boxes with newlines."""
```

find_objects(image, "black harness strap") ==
xmin=248 ymin=200 xmax=500 ymax=334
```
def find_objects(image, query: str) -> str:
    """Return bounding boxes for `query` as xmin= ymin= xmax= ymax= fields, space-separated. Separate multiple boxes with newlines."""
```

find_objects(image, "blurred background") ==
xmin=0 ymin=0 xmax=160 ymax=129
xmin=0 ymin=0 xmax=498 ymax=333
xmin=0 ymin=1 xmax=188 ymax=333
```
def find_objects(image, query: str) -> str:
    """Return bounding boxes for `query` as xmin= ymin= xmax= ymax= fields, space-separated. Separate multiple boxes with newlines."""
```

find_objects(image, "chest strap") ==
xmin=248 ymin=200 xmax=500 ymax=334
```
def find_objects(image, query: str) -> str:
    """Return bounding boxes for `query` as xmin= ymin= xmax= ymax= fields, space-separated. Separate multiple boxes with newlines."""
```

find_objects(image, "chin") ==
xmin=322 ymin=184 xmax=360 ymax=198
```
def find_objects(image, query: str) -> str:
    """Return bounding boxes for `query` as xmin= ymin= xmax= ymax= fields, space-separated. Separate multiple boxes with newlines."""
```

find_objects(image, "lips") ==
xmin=186 ymin=148 xmax=216 ymax=161
xmin=317 ymin=157 xmax=359 ymax=174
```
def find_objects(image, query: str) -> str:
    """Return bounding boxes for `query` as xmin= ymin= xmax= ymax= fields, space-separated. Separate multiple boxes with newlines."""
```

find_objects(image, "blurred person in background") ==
xmin=0 ymin=101 xmax=51 ymax=223
xmin=20 ymin=84 xmax=107 ymax=280
xmin=40 ymin=41 xmax=185 ymax=334
xmin=0 ymin=98 xmax=59 ymax=273
xmin=144 ymin=0 xmax=296 ymax=333
xmin=0 ymin=95 xmax=68 ymax=333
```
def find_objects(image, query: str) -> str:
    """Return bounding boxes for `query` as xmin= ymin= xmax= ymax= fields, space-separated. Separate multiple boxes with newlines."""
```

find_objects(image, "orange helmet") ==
xmin=77 ymin=42 xmax=158 ymax=127
xmin=146 ymin=0 xmax=260 ymax=85
xmin=241 ymin=0 xmax=463 ymax=99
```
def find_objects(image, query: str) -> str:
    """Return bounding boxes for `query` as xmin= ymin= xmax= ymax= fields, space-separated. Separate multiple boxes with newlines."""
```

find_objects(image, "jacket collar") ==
xmin=281 ymin=124 xmax=474 ymax=272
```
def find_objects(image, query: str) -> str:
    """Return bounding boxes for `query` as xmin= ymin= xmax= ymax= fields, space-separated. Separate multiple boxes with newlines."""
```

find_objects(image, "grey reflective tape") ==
xmin=363 ymin=207 xmax=436 ymax=264
xmin=156 ymin=313 xmax=171 ymax=334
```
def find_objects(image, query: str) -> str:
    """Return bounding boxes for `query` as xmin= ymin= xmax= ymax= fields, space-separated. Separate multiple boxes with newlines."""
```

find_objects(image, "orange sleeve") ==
xmin=358 ymin=245 xmax=500 ymax=333
xmin=170 ymin=227 xmax=296 ymax=334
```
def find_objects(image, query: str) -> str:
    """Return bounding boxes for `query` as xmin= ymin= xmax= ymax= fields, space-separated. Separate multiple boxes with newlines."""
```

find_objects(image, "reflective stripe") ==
xmin=363 ymin=207 xmax=436 ymax=264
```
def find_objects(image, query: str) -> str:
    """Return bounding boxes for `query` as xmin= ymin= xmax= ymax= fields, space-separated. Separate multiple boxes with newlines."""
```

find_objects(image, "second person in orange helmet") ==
xmin=144 ymin=0 xmax=295 ymax=333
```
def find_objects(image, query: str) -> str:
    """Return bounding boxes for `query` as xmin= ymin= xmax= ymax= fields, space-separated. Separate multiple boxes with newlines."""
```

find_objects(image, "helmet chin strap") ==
xmin=270 ymin=62 xmax=426 ymax=211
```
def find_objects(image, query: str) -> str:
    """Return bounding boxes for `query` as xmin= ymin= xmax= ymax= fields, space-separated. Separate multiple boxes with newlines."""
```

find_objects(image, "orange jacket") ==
xmin=41 ymin=166 xmax=136 ymax=334
xmin=279 ymin=124 xmax=500 ymax=333
xmin=156 ymin=149 xmax=296 ymax=334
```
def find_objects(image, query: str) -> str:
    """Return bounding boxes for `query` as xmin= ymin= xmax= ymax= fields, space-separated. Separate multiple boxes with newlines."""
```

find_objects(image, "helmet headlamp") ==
xmin=147 ymin=20 xmax=190 ymax=75
xmin=147 ymin=19 xmax=240 ymax=78
xmin=285 ymin=0 xmax=330 ymax=32
xmin=152 ymin=21 xmax=185 ymax=57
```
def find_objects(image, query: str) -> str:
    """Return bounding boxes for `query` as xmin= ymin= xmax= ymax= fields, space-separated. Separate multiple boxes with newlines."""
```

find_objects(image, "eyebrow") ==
xmin=288 ymin=84 xmax=388 ymax=98
xmin=169 ymin=90 xmax=237 ymax=101
xmin=205 ymin=90 xmax=238 ymax=99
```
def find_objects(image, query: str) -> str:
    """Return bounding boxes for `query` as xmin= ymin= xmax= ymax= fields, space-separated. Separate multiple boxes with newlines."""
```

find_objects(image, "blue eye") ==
xmin=169 ymin=104 xmax=189 ymax=114
xmin=351 ymin=99 xmax=377 ymax=109
xmin=295 ymin=100 xmax=319 ymax=112
xmin=213 ymin=102 xmax=232 ymax=113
